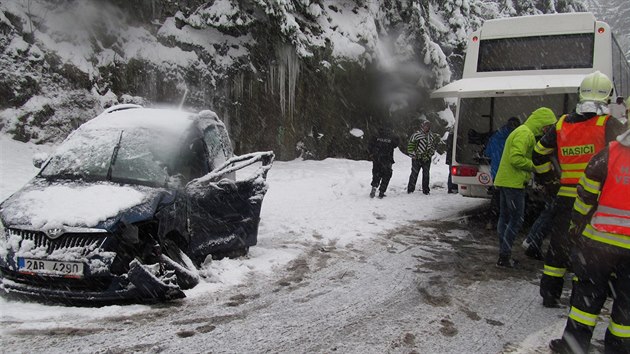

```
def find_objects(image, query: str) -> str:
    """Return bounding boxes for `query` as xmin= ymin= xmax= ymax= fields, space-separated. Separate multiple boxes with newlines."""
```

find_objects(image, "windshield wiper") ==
xmin=107 ymin=131 xmax=124 ymax=180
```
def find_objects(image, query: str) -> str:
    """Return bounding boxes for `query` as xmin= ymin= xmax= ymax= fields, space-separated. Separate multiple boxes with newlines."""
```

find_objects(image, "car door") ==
xmin=184 ymin=152 xmax=273 ymax=261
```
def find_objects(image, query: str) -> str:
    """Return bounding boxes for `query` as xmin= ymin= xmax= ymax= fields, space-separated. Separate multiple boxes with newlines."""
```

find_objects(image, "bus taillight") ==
xmin=598 ymin=27 xmax=605 ymax=34
xmin=452 ymin=165 xmax=478 ymax=177
xmin=472 ymin=36 xmax=479 ymax=42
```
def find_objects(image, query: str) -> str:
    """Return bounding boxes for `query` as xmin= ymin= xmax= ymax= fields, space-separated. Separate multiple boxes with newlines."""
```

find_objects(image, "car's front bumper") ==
xmin=0 ymin=261 xmax=185 ymax=306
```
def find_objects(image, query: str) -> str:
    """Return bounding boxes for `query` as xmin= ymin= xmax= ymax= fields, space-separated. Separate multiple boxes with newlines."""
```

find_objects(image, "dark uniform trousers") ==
xmin=371 ymin=160 xmax=393 ymax=194
xmin=540 ymin=196 xmax=576 ymax=301
xmin=407 ymin=159 xmax=431 ymax=194
xmin=563 ymin=237 xmax=630 ymax=354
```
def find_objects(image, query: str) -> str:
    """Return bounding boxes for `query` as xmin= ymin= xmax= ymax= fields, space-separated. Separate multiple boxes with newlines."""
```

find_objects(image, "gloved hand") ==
xmin=568 ymin=221 xmax=579 ymax=236
xmin=531 ymin=182 xmax=545 ymax=194
xmin=568 ymin=220 xmax=584 ymax=248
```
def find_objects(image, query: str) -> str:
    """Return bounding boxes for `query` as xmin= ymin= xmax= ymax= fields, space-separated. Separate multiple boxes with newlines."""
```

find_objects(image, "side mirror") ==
xmin=32 ymin=153 xmax=49 ymax=169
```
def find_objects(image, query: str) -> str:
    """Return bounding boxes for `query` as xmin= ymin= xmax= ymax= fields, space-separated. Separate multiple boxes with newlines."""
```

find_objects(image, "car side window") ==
xmin=203 ymin=126 xmax=232 ymax=171
xmin=174 ymin=135 xmax=209 ymax=182
xmin=188 ymin=138 xmax=209 ymax=180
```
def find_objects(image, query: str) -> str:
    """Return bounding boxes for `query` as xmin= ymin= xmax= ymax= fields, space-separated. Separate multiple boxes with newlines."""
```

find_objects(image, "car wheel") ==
xmin=161 ymin=240 xmax=200 ymax=290
xmin=212 ymin=246 xmax=249 ymax=260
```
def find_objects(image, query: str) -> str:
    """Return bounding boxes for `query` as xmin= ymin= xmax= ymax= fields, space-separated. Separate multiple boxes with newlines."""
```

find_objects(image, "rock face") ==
xmin=0 ymin=0 xmax=593 ymax=160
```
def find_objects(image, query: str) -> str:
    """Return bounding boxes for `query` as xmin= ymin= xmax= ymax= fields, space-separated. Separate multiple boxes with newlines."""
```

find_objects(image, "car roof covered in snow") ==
xmin=82 ymin=105 xmax=224 ymax=137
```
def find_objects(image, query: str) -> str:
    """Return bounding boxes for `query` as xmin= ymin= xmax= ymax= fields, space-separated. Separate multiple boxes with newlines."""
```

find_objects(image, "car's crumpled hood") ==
xmin=0 ymin=178 xmax=171 ymax=231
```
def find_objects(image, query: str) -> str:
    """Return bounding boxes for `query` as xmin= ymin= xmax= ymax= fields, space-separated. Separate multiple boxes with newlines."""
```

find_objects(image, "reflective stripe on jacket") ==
xmin=590 ymin=141 xmax=630 ymax=240
xmin=555 ymin=114 xmax=608 ymax=196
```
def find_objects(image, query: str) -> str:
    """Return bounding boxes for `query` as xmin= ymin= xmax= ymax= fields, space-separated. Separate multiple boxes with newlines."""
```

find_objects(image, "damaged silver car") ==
xmin=0 ymin=104 xmax=273 ymax=305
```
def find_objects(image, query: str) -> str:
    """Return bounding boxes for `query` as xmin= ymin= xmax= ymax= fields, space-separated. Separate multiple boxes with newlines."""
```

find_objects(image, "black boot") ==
xmin=542 ymin=297 xmax=560 ymax=308
xmin=549 ymin=336 xmax=589 ymax=354
xmin=496 ymin=256 xmax=519 ymax=268
xmin=549 ymin=339 xmax=572 ymax=354
xmin=525 ymin=246 xmax=544 ymax=260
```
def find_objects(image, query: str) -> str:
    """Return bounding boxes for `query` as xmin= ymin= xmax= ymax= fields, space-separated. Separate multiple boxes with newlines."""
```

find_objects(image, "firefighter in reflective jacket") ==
xmin=533 ymin=71 xmax=626 ymax=307
xmin=549 ymin=129 xmax=630 ymax=354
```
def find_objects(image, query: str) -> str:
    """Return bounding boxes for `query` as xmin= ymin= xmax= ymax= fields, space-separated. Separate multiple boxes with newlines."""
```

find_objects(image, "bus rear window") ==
xmin=478 ymin=33 xmax=594 ymax=72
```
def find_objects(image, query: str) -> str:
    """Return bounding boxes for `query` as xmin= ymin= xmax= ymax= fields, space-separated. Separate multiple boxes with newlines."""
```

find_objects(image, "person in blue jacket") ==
xmin=484 ymin=117 xmax=521 ymax=227
xmin=485 ymin=117 xmax=522 ymax=180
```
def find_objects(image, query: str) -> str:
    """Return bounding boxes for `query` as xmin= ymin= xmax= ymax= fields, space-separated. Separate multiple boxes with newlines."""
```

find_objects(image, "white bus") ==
xmin=432 ymin=12 xmax=630 ymax=198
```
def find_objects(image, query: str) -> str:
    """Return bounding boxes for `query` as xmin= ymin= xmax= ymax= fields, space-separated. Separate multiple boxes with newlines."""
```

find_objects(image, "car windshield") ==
xmin=41 ymin=127 xmax=179 ymax=186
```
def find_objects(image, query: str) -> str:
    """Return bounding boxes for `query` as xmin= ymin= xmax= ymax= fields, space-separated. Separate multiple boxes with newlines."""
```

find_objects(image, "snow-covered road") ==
xmin=0 ymin=136 xmax=609 ymax=353
xmin=0 ymin=213 xmax=582 ymax=354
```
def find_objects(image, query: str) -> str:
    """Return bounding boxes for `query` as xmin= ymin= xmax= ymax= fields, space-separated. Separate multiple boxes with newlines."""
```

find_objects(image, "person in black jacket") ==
xmin=368 ymin=126 xmax=401 ymax=198
xmin=532 ymin=71 xmax=626 ymax=308
xmin=549 ymin=130 xmax=630 ymax=354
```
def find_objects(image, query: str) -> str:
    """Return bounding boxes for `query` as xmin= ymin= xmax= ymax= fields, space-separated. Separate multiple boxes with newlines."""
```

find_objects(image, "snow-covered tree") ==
xmin=0 ymin=0 xmax=622 ymax=160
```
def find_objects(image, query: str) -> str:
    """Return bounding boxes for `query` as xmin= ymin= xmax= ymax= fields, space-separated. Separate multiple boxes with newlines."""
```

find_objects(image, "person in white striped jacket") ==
xmin=406 ymin=120 xmax=438 ymax=195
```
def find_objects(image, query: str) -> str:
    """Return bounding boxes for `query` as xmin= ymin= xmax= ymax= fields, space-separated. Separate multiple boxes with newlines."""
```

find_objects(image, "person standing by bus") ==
xmin=407 ymin=120 xmax=438 ymax=195
xmin=485 ymin=117 xmax=522 ymax=181
xmin=533 ymin=71 xmax=626 ymax=307
xmin=549 ymin=129 xmax=630 ymax=354
xmin=484 ymin=117 xmax=521 ymax=227
xmin=494 ymin=107 xmax=557 ymax=268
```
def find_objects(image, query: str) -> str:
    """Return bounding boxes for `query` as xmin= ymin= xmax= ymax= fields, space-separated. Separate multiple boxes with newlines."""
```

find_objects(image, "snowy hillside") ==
xmin=1 ymin=0 xmax=627 ymax=160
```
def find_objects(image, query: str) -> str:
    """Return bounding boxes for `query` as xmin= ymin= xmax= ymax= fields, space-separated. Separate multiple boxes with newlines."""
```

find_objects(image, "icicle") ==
xmin=232 ymin=72 xmax=244 ymax=101
xmin=275 ymin=45 xmax=300 ymax=122
xmin=278 ymin=52 xmax=286 ymax=118
xmin=268 ymin=65 xmax=275 ymax=95
xmin=287 ymin=47 xmax=299 ymax=121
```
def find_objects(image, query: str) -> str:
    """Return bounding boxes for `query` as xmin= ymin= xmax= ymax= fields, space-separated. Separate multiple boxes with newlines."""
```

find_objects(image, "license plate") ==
xmin=18 ymin=258 xmax=84 ymax=278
